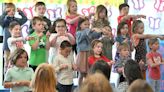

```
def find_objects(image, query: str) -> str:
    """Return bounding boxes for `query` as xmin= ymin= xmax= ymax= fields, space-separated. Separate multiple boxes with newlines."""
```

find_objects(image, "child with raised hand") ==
xmin=76 ymin=17 xmax=102 ymax=85
xmin=4 ymin=49 xmax=34 ymax=92
xmin=118 ymin=3 xmax=146 ymax=37
xmin=146 ymin=38 xmax=164 ymax=92
xmin=88 ymin=39 xmax=114 ymax=67
xmin=29 ymin=17 xmax=50 ymax=71
xmin=131 ymin=20 xmax=164 ymax=79
xmin=0 ymin=3 xmax=27 ymax=72
xmin=100 ymin=25 xmax=114 ymax=60
xmin=49 ymin=18 xmax=75 ymax=64
xmin=29 ymin=1 xmax=51 ymax=34
xmin=115 ymin=22 xmax=131 ymax=61
xmin=8 ymin=21 xmax=34 ymax=54
xmin=53 ymin=40 xmax=77 ymax=92
xmin=91 ymin=5 xmax=110 ymax=30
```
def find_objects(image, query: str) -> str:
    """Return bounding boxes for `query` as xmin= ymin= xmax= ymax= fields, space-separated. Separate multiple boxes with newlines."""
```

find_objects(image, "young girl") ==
xmin=88 ymin=39 xmax=113 ymax=67
xmin=8 ymin=21 xmax=33 ymax=54
xmin=100 ymin=25 xmax=114 ymax=60
xmin=4 ymin=49 xmax=34 ymax=92
xmin=131 ymin=20 xmax=163 ymax=79
xmin=31 ymin=63 xmax=57 ymax=92
xmin=76 ymin=17 xmax=102 ymax=85
xmin=91 ymin=5 xmax=110 ymax=30
xmin=49 ymin=18 xmax=75 ymax=64
xmin=146 ymin=38 xmax=164 ymax=92
xmin=115 ymin=22 xmax=131 ymax=61
xmin=53 ymin=40 xmax=77 ymax=92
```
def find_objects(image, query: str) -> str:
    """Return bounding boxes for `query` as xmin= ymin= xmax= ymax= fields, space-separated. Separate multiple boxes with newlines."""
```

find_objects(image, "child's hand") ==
xmin=60 ymin=64 xmax=68 ymax=70
xmin=25 ymin=36 xmax=35 ymax=41
xmin=72 ymin=64 xmax=77 ymax=70
xmin=18 ymin=81 xmax=30 ymax=86
xmin=107 ymin=61 xmax=114 ymax=66
xmin=38 ymin=32 xmax=44 ymax=38
xmin=79 ymin=15 xmax=85 ymax=19
xmin=46 ymin=31 xmax=51 ymax=38
xmin=158 ymin=35 xmax=164 ymax=40
xmin=117 ymin=67 xmax=124 ymax=73
xmin=17 ymin=8 xmax=21 ymax=12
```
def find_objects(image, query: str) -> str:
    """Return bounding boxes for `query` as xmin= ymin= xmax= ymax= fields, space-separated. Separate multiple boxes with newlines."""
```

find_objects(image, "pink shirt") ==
xmin=66 ymin=15 xmax=79 ymax=37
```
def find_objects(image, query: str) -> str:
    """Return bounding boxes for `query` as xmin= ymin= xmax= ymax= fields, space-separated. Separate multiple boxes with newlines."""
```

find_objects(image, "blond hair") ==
xmin=31 ymin=63 xmax=56 ymax=92
xmin=79 ymin=73 xmax=113 ymax=92
xmin=127 ymin=79 xmax=153 ymax=92
xmin=66 ymin=0 xmax=77 ymax=15
xmin=94 ymin=5 xmax=108 ymax=21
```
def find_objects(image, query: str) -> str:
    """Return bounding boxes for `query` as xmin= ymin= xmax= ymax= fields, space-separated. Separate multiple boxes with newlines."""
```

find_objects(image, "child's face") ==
xmin=150 ymin=41 xmax=159 ymax=51
xmin=120 ymin=24 xmax=128 ymax=35
xmin=137 ymin=23 xmax=144 ymax=34
xmin=80 ymin=20 xmax=90 ymax=30
xmin=69 ymin=1 xmax=77 ymax=14
xmin=55 ymin=21 xmax=66 ymax=35
xmin=103 ymin=26 xmax=112 ymax=36
xmin=120 ymin=6 xmax=129 ymax=15
xmin=120 ymin=48 xmax=129 ymax=58
xmin=98 ymin=9 xmax=106 ymax=19
xmin=35 ymin=5 xmax=46 ymax=16
xmin=33 ymin=21 xmax=44 ymax=32
xmin=60 ymin=47 xmax=72 ymax=57
xmin=11 ymin=25 xmax=21 ymax=37
xmin=15 ymin=52 xmax=28 ymax=68
xmin=93 ymin=42 xmax=103 ymax=55
xmin=6 ymin=7 xmax=15 ymax=17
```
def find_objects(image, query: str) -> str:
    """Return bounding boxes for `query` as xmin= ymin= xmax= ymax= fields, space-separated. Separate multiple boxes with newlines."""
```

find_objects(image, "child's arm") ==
xmin=16 ymin=8 xmax=28 ymax=25
xmin=46 ymin=32 xmax=51 ymax=50
xmin=31 ymin=33 xmax=43 ymax=50
xmin=133 ymin=34 xmax=163 ymax=39
xmin=66 ymin=15 xmax=85 ymax=24
xmin=66 ymin=33 xmax=75 ymax=45
xmin=4 ymin=80 xmax=30 ymax=88
xmin=50 ymin=34 xmax=59 ymax=47
xmin=0 ymin=11 xmax=7 ymax=27
xmin=120 ymin=14 xmax=146 ymax=22
xmin=147 ymin=56 xmax=160 ymax=68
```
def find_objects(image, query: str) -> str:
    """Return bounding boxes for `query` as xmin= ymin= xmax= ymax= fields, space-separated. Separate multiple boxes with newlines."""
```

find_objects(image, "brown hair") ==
xmin=9 ymin=49 xmax=28 ymax=65
xmin=9 ymin=21 xmax=20 ymax=31
xmin=31 ymin=63 xmax=56 ymax=92
xmin=94 ymin=5 xmax=108 ymax=21
xmin=132 ymin=20 xmax=143 ymax=33
xmin=79 ymin=73 xmax=113 ymax=92
xmin=127 ymin=79 xmax=153 ymax=92
xmin=35 ymin=1 xmax=46 ymax=10
xmin=5 ymin=3 xmax=15 ymax=10
xmin=118 ymin=42 xmax=130 ymax=52
xmin=91 ymin=39 xmax=103 ymax=56
xmin=66 ymin=0 xmax=77 ymax=15
xmin=31 ymin=16 xmax=43 ymax=26
xmin=148 ymin=38 xmax=159 ymax=49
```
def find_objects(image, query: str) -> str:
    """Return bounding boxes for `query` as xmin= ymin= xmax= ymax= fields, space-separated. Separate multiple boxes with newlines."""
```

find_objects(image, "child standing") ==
xmin=115 ymin=22 xmax=131 ymax=61
xmin=4 ymin=49 xmax=34 ymax=92
xmin=29 ymin=2 xmax=51 ymax=34
xmin=132 ymin=20 xmax=164 ymax=79
xmin=92 ymin=5 xmax=110 ymax=30
xmin=118 ymin=3 xmax=146 ymax=37
xmin=88 ymin=39 xmax=113 ymax=67
xmin=100 ymin=25 xmax=114 ymax=60
xmin=53 ymin=40 xmax=76 ymax=92
xmin=146 ymin=38 xmax=164 ymax=92
xmin=49 ymin=18 xmax=75 ymax=64
xmin=0 ymin=3 xmax=27 ymax=72
xmin=29 ymin=17 xmax=50 ymax=71
xmin=114 ymin=43 xmax=131 ymax=82
xmin=76 ymin=17 xmax=102 ymax=85
xmin=8 ymin=21 xmax=33 ymax=54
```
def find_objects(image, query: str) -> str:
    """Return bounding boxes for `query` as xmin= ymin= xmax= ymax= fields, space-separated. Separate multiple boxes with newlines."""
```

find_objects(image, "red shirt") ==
xmin=117 ymin=15 xmax=133 ymax=37
xmin=146 ymin=52 xmax=162 ymax=80
xmin=88 ymin=55 xmax=111 ymax=66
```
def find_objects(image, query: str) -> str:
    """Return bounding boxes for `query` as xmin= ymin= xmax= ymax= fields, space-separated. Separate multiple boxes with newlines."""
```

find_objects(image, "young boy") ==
xmin=29 ymin=2 xmax=51 ymax=34
xmin=28 ymin=17 xmax=50 ymax=71
xmin=118 ymin=3 xmax=146 ymax=37
xmin=0 ymin=3 xmax=27 ymax=72
xmin=114 ymin=43 xmax=131 ymax=82
xmin=53 ymin=40 xmax=76 ymax=92
xmin=147 ymin=38 xmax=164 ymax=92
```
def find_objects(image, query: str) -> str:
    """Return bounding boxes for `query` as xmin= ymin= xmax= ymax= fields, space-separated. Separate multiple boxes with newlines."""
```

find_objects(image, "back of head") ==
xmin=79 ymin=73 xmax=113 ymax=92
xmin=119 ymin=3 xmax=129 ymax=11
xmin=124 ymin=59 xmax=143 ymax=85
xmin=31 ymin=63 xmax=56 ymax=92
xmin=89 ymin=60 xmax=111 ymax=80
xmin=127 ymin=79 xmax=153 ymax=92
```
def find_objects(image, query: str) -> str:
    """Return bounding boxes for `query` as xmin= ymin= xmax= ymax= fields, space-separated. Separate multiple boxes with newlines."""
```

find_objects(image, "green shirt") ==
xmin=29 ymin=32 xmax=47 ymax=66
xmin=4 ymin=66 xmax=34 ymax=92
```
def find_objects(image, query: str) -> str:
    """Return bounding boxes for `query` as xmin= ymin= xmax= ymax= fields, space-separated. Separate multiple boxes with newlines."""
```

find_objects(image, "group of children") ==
xmin=1 ymin=1 xmax=164 ymax=92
